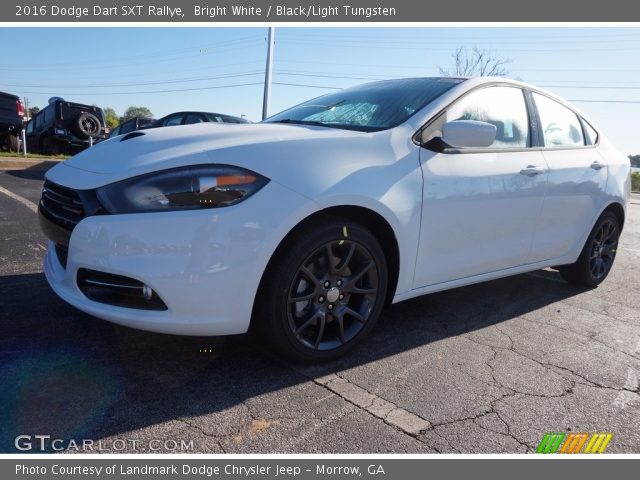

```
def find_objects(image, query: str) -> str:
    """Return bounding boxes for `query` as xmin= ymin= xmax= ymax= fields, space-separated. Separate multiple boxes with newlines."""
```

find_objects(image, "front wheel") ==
xmin=258 ymin=218 xmax=388 ymax=362
xmin=559 ymin=211 xmax=620 ymax=287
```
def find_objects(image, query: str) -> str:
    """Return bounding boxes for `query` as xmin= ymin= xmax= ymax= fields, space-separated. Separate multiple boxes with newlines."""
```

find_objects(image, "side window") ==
xmin=184 ymin=113 xmax=204 ymax=125
xmin=26 ymin=120 xmax=34 ymax=134
xmin=205 ymin=113 xmax=224 ymax=123
xmin=446 ymin=86 xmax=530 ymax=148
xmin=533 ymin=93 xmax=584 ymax=147
xmin=582 ymin=119 xmax=598 ymax=145
xmin=108 ymin=125 xmax=120 ymax=138
xmin=163 ymin=114 xmax=183 ymax=127
xmin=119 ymin=120 xmax=137 ymax=135
xmin=43 ymin=105 xmax=54 ymax=124
xmin=34 ymin=111 xmax=43 ymax=129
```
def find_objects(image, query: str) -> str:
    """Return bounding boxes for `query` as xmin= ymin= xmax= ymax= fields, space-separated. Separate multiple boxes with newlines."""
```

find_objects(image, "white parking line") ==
xmin=0 ymin=186 xmax=38 ymax=213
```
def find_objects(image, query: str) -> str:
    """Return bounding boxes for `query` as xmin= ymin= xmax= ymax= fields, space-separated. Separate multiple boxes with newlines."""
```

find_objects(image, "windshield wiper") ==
xmin=268 ymin=119 xmax=373 ymax=132
xmin=270 ymin=119 xmax=331 ymax=128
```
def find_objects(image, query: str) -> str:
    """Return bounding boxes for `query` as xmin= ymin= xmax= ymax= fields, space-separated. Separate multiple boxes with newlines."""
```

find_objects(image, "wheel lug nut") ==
xmin=328 ymin=304 xmax=334 ymax=310
xmin=339 ymin=294 xmax=344 ymax=300
xmin=337 ymin=280 xmax=342 ymax=287
xmin=318 ymin=296 xmax=325 ymax=303
xmin=324 ymin=281 xmax=330 ymax=288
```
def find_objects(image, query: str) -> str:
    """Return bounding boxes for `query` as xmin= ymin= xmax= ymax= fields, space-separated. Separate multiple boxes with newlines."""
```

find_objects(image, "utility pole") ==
xmin=262 ymin=27 xmax=275 ymax=120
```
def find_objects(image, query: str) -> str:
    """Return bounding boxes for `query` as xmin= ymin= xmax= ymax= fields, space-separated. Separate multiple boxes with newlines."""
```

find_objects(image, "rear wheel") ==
xmin=559 ymin=211 xmax=620 ymax=287
xmin=258 ymin=218 xmax=388 ymax=362
xmin=6 ymin=134 xmax=20 ymax=152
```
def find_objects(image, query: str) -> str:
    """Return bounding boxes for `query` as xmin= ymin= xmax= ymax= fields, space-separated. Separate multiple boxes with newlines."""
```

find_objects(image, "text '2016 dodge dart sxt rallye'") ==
xmin=39 ymin=77 xmax=631 ymax=361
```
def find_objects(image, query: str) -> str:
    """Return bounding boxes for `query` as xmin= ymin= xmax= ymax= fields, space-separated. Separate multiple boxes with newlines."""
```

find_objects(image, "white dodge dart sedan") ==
xmin=39 ymin=77 xmax=631 ymax=361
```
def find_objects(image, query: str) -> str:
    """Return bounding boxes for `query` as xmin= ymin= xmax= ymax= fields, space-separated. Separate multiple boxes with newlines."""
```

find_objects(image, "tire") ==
xmin=41 ymin=137 xmax=61 ymax=156
xmin=257 ymin=218 xmax=388 ymax=362
xmin=5 ymin=134 xmax=20 ymax=152
xmin=73 ymin=112 xmax=101 ymax=139
xmin=559 ymin=211 xmax=620 ymax=287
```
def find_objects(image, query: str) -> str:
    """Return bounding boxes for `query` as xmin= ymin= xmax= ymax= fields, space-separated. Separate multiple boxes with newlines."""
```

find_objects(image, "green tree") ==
xmin=629 ymin=155 xmax=640 ymax=168
xmin=123 ymin=106 xmax=153 ymax=121
xmin=103 ymin=107 xmax=120 ymax=129
xmin=28 ymin=106 xmax=40 ymax=118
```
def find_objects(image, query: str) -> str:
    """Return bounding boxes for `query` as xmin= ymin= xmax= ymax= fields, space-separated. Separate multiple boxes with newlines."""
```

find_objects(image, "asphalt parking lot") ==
xmin=1 ymin=166 xmax=639 ymax=454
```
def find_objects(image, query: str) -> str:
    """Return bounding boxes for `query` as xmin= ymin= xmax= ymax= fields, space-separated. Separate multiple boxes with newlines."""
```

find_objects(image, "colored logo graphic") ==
xmin=537 ymin=432 xmax=613 ymax=454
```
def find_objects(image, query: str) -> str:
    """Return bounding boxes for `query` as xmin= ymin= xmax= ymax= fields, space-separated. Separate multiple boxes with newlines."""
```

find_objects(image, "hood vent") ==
xmin=120 ymin=131 xmax=146 ymax=142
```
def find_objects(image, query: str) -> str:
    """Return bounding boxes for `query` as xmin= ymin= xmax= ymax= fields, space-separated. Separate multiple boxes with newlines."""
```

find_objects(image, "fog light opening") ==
xmin=77 ymin=268 xmax=168 ymax=311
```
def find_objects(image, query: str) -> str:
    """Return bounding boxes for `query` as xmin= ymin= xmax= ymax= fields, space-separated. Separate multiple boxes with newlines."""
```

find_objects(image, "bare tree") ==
xmin=439 ymin=47 xmax=512 ymax=77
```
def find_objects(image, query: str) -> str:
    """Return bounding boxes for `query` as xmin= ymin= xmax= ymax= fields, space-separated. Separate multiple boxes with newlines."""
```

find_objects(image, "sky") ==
xmin=0 ymin=26 xmax=639 ymax=155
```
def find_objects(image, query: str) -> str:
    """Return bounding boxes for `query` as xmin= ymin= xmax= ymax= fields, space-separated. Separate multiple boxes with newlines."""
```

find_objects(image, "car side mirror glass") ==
xmin=441 ymin=120 xmax=497 ymax=149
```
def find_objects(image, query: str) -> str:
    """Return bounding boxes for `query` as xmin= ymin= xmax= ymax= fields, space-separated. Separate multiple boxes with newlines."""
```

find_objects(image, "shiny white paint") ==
xmin=43 ymin=77 xmax=631 ymax=336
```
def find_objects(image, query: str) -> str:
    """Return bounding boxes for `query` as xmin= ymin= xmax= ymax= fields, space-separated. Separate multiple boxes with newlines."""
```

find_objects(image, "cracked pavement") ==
xmin=1 ymin=169 xmax=639 ymax=453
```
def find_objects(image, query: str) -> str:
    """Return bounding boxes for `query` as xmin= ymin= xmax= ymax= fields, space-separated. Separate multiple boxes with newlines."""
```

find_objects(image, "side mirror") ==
xmin=441 ymin=120 xmax=497 ymax=149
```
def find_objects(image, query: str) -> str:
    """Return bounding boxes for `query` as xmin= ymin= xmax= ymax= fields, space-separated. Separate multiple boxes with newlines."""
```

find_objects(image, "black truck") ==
xmin=24 ymin=98 xmax=107 ymax=155
xmin=0 ymin=91 xmax=25 ymax=152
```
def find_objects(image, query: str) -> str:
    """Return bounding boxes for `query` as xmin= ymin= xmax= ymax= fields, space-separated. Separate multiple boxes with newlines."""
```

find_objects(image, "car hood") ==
xmin=63 ymin=122 xmax=361 ymax=176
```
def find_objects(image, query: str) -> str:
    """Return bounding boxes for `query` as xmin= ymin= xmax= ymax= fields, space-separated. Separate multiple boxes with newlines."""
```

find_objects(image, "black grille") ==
xmin=40 ymin=181 xmax=84 ymax=230
xmin=38 ymin=181 xmax=105 ymax=258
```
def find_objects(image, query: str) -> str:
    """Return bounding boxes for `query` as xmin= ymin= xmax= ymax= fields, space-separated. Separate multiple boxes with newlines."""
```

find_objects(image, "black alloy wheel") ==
xmin=287 ymin=240 xmax=379 ymax=351
xmin=559 ymin=211 xmax=620 ymax=287
xmin=258 ymin=218 xmax=388 ymax=362
xmin=588 ymin=217 xmax=618 ymax=280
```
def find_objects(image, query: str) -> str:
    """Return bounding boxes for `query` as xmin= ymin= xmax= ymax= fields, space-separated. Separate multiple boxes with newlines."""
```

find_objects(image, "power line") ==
xmin=16 ymin=82 xmax=265 ymax=96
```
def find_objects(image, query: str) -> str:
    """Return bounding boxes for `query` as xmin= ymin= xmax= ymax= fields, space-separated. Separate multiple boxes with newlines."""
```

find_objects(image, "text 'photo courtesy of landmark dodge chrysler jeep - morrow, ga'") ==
xmin=38 ymin=77 xmax=631 ymax=362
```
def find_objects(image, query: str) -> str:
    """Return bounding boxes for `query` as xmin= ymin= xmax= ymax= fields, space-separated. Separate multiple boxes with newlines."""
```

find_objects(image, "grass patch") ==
xmin=632 ymin=171 xmax=640 ymax=193
xmin=0 ymin=152 xmax=69 ymax=160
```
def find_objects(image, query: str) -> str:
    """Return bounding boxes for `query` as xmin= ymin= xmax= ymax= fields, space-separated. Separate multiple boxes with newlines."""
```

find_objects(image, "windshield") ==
xmin=264 ymin=78 xmax=464 ymax=132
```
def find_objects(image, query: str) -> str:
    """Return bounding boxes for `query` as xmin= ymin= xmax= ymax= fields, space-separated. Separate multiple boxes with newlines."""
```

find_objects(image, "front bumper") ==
xmin=42 ymin=180 xmax=318 ymax=336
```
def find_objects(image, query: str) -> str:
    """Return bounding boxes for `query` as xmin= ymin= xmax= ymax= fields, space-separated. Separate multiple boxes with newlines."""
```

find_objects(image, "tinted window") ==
xmin=26 ymin=120 xmax=34 ymax=134
xmin=108 ymin=125 xmax=120 ymax=138
xmin=184 ymin=114 xmax=205 ymax=125
xmin=163 ymin=114 xmax=183 ymax=126
xmin=265 ymin=78 xmax=463 ymax=132
xmin=205 ymin=113 xmax=223 ymax=123
xmin=446 ymin=86 xmax=530 ymax=148
xmin=533 ymin=93 xmax=584 ymax=147
xmin=120 ymin=120 xmax=138 ymax=135
xmin=582 ymin=119 xmax=598 ymax=145
xmin=220 ymin=115 xmax=248 ymax=124
xmin=34 ymin=110 xmax=44 ymax=129
xmin=43 ymin=106 xmax=54 ymax=124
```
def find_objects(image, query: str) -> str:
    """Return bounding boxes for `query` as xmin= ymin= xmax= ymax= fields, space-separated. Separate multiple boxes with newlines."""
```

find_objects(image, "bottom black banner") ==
xmin=1 ymin=458 xmax=638 ymax=479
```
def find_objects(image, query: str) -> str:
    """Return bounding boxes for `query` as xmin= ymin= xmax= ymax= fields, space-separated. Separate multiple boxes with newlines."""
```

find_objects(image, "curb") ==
xmin=0 ymin=157 xmax=64 ymax=170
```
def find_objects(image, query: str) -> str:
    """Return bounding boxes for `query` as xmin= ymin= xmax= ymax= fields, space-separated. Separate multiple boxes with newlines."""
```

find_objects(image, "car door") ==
xmin=414 ymin=85 xmax=549 ymax=287
xmin=527 ymin=92 xmax=608 ymax=262
xmin=24 ymin=118 xmax=37 ymax=152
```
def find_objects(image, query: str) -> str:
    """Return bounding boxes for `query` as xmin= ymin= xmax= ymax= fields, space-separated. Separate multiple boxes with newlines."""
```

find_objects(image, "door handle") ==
xmin=590 ymin=161 xmax=604 ymax=170
xmin=519 ymin=165 xmax=545 ymax=176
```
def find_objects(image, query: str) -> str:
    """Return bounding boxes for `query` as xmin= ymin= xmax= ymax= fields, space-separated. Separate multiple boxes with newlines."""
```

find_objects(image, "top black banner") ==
xmin=4 ymin=0 xmax=640 ymax=22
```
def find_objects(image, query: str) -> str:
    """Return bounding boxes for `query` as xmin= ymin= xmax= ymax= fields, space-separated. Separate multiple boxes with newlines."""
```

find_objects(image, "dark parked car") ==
xmin=25 ymin=98 xmax=107 ymax=155
xmin=152 ymin=111 xmax=249 ymax=127
xmin=0 ymin=91 xmax=24 ymax=152
xmin=108 ymin=116 xmax=155 ymax=139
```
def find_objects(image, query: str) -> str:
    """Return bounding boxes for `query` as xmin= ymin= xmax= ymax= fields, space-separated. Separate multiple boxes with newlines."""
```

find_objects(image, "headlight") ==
xmin=96 ymin=165 xmax=268 ymax=214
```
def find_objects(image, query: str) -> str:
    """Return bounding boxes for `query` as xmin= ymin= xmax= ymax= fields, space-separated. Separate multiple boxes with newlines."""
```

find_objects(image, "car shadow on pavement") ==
xmin=0 ymin=268 xmax=587 ymax=452
xmin=4 ymin=167 xmax=48 ymax=181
